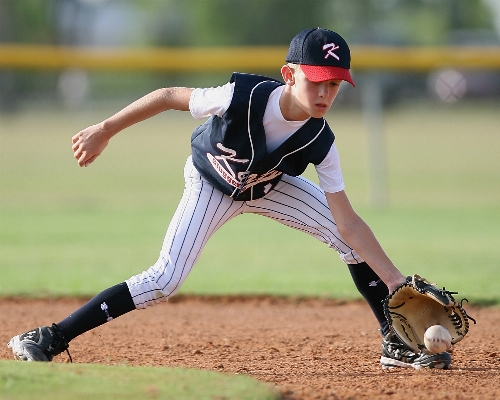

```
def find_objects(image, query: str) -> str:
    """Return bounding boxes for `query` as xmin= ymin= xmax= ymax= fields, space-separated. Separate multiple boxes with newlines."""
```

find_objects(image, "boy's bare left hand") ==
xmin=71 ymin=124 xmax=110 ymax=167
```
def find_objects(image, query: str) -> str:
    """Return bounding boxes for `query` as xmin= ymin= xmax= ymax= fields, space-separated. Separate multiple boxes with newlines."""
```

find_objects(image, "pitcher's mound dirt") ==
xmin=1 ymin=296 xmax=498 ymax=400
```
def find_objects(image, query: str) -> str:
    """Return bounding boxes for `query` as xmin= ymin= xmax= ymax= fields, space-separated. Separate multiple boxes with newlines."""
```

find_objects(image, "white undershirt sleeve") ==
xmin=189 ymin=82 xmax=235 ymax=119
xmin=315 ymin=143 xmax=345 ymax=193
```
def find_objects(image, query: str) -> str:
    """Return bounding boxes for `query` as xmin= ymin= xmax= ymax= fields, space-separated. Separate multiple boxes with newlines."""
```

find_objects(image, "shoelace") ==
xmin=385 ymin=336 xmax=415 ymax=360
xmin=51 ymin=323 xmax=73 ymax=363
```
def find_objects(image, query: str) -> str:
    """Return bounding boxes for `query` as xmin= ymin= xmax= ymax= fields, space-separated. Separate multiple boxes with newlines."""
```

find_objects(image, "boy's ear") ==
xmin=281 ymin=65 xmax=295 ymax=85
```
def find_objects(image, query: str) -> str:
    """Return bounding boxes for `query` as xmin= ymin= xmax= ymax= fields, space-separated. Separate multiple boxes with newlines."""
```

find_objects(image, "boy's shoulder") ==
xmin=230 ymin=72 xmax=283 ymax=92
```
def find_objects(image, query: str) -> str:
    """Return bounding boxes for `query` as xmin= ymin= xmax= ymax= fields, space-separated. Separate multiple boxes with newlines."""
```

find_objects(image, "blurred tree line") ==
xmin=0 ymin=0 xmax=498 ymax=110
xmin=1 ymin=0 xmax=497 ymax=46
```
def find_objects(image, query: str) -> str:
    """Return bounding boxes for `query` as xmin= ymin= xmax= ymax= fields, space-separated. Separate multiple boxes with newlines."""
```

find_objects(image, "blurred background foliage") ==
xmin=0 ymin=0 xmax=499 ymax=110
xmin=1 ymin=0 xmax=498 ymax=46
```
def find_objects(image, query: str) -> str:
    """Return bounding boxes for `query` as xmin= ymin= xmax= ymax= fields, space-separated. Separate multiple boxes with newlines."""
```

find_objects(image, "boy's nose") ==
xmin=318 ymin=83 xmax=330 ymax=97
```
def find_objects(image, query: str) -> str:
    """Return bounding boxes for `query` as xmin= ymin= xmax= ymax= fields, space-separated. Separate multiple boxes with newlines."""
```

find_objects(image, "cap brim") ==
xmin=301 ymin=65 xmax=355 ymax=87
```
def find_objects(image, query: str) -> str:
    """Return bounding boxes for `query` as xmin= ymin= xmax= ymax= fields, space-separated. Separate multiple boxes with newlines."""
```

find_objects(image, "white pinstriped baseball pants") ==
xmin=126 ymin=156 xmax=363 ymax=309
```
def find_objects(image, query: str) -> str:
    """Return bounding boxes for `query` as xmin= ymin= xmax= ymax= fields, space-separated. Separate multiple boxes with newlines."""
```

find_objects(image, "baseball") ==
xmin=424 ymin=325 xmax=452 ymax=354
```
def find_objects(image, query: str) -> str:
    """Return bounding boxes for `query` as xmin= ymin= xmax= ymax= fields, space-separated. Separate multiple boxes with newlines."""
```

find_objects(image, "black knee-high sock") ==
xmin=56 ymin=282 xmax=136 ymax=341
xmin=348 ymin=262 xmax=390 ymax=337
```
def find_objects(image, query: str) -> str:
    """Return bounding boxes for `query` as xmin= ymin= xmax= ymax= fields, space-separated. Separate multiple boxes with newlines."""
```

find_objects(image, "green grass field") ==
xmin=1 ymin=101 xmax=499 ymax=303
xmin=0 ymin=360 xmax=279 ymax=400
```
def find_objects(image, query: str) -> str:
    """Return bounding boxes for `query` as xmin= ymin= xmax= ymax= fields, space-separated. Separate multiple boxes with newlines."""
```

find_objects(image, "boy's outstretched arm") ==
xmin=71 ymin=87 xmax=194 ymax=167
xmin=325 ymin=190 xmax=406 ymax=293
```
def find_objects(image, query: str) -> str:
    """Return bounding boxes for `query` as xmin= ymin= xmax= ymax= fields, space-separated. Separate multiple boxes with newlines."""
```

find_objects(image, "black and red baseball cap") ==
xmin=286 ymin=28 xmax=355 ymax=87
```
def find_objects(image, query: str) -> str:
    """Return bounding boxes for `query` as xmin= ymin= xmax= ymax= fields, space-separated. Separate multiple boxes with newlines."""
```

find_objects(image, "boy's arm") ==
xmin=72 ymin=87 xmax=194 ymax=167
xmin=325 ymin=190 xmax=406 ymax=293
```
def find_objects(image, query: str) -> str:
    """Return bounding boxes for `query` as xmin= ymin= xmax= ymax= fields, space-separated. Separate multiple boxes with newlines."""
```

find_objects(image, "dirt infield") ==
xmin=1 ymin=296 xmax=499 ymax=399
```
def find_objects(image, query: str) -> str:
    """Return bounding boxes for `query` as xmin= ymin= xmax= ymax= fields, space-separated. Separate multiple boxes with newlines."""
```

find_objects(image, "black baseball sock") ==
xmin=347 ymin=262 xmax=390 ymax=337
xmin=56 ymin=282 xmax=136 ymax=341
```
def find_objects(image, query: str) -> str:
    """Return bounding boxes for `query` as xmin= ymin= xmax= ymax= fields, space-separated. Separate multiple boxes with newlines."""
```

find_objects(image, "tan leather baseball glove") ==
xmin=383 ymin=274 xmax=475 ymax=354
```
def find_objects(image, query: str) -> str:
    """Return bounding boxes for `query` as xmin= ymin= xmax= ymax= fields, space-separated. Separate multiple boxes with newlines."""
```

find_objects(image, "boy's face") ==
xmin=282 ymin=65 xmax=342 ymax=120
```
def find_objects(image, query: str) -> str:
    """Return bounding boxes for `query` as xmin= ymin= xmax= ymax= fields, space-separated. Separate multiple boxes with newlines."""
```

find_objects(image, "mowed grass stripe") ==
xmin=1 ymin=102 xmax=499 ymax=303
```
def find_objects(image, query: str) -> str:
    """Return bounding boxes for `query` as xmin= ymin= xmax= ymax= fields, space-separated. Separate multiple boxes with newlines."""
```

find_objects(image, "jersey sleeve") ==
xmin=315 ymin=143 xmax=345 ymax=193
xmin=189 ymin=82 xmax=235 ymax=119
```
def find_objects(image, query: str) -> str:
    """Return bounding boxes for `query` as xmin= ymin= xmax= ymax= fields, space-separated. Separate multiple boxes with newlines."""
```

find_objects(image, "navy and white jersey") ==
xmin=190 ymin=73 xmax=341 ymax=201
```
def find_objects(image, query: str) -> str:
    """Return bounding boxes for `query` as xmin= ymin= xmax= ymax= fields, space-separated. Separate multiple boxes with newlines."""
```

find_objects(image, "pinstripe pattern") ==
xmin=126 ymin=157 xmax=362 ymax=309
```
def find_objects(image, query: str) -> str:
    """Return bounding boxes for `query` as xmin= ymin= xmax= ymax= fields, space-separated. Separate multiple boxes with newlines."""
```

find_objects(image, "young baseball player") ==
xmin=7 ymin=28 xmax=451 ymax=370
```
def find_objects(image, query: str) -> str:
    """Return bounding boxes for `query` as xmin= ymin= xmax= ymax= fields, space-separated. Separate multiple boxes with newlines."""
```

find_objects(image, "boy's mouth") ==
xmin=315 ymin=103 xmax=328 ymax=111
